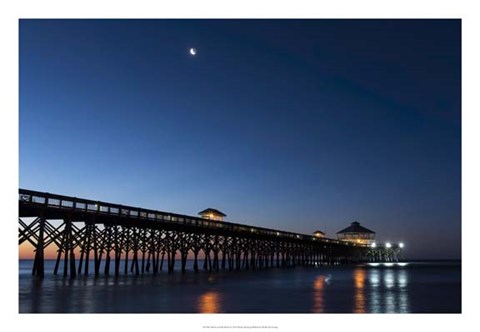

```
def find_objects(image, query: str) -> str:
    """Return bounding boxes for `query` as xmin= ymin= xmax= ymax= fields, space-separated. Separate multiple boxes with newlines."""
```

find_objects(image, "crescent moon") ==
xmin=189 ymin=48 xmax=197 ymax=56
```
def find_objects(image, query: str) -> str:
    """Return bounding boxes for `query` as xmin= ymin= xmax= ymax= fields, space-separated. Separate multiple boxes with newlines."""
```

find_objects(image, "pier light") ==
xmin=276 ymin=232 xmax=280 ymax=236
xmin=386 ymin=242 xmax=392 ymax=248
xmin=399 ymin=242 xmax=404 ymax=248
xmin=371 ymin=242 xmax=376 ymax=248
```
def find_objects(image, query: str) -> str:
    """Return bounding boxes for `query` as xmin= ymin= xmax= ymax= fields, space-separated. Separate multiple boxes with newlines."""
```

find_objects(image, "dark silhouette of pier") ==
xmin=18 ymin=189 xmax=402 ymax=278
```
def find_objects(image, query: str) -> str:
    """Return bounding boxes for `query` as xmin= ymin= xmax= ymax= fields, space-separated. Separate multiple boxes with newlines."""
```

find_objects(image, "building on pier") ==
xmin=337 ymin=221 xmax=375 ymax=245
xmin=312 ymin=230 xmax=325 ymax=238
xmin=198 ymin=208 xmax=226 ymax=221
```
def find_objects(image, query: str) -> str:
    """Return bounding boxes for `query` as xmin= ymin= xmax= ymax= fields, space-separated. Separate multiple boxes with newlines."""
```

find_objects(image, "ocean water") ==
xmin=19 ymin=260 xmax=461 ymax=313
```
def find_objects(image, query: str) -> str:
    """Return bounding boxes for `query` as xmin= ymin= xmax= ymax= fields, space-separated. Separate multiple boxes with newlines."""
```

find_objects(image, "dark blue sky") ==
xmin=19 ymin=19 xmax=461 ymax=259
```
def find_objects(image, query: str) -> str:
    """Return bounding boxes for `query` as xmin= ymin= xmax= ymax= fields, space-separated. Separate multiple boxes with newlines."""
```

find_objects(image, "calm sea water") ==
xmin=19 ymin=260 xmax=461 ymax=313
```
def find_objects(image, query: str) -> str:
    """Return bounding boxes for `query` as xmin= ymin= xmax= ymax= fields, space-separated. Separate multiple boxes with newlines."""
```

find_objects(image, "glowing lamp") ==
xmin=399 ymin=243 xmax=404 ymax=248
xmin=371 ymin=242 xmax=376 ymax=248
xmin=386 ymin=242 xmax=392 ymax=248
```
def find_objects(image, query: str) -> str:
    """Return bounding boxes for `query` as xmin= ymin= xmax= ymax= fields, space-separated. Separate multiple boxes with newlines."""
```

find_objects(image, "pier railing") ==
xmin=19 ymin=188 xmax=358 ymax=247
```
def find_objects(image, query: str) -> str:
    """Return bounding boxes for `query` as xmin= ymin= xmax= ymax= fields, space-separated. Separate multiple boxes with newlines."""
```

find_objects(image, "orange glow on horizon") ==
xmin=19 ymin=242 xmax=60 ymax=260
xmin=19 ymin=240 xmax=213 ymax=262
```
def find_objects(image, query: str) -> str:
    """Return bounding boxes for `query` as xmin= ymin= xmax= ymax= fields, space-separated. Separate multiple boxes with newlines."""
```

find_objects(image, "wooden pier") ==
xmin=18 ymin=189 xmax=394 ymax=278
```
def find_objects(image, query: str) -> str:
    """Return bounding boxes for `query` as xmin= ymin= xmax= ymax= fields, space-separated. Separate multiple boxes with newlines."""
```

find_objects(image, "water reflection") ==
xmin=369 ymin=269 xmax=381 ymax=313
xmin=384 ymin=269 xmax=395 ymax=289
xmin=384 ymin=269 xmax=396 ymax=312
xmin=367 ymin=267 xmax=411 ymax=313
xmin=353 ymin=268 xmax=366 ymax=313
xmin=198 ymin=291 xmax=222 ymax=313
xmin=312 ymin=275 xmax=325 ymax=313
xmin=398 ymin=269 xmax=408 ymax=288
xmin=20 ymin=260 xmax=427 ymax=313
xmin=397 ymin=269 xmax=409 ymax=313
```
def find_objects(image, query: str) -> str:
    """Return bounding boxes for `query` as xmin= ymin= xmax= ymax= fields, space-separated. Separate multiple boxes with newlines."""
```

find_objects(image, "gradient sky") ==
xmin=19 ymin=19 xmax=461 ymax=259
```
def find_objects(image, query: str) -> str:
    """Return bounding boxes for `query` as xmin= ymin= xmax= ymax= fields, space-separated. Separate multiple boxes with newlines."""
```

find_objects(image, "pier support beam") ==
xmin=32 ymin=217 xmax=45 ymax=277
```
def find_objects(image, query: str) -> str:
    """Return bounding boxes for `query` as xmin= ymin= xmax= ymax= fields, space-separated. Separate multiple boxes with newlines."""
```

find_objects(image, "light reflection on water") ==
xmin=369 ymin=269 xmax=381 ymax=313
xmin=366 ymin=266 xmax=410 ymax=313
xmin=353 ymin=268 xmax=366 ymax=313
xmin=312 ymin=266 xmax=412 ymax=313
xmin=312 ymin=275 xmax=325 ymax=313
xmin=397 ymin=269 xmax=409 ymax=313
xmin=19 ymin=260 xmax=460 ymax=313
xmin=198 ymin=291 xmax=222 ymax=313
xmin=384 ymin=269 xmax=396 ymax=312
xmin=313 ymin=266 xmax=411 ymax=314
xmin=384 ymin=270 xmax=395 ymax=289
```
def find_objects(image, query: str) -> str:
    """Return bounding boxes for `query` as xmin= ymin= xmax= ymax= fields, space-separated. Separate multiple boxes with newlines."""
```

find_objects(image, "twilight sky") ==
xmin=19 ymin=19 xmax=461 ymax=259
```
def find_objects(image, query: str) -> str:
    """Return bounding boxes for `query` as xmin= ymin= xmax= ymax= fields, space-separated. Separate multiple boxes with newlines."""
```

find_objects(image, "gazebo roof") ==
xmin=198 ymin=208 xmax=227 ymax=217
xmin=336 ymin=221 xmax=375 ymax=234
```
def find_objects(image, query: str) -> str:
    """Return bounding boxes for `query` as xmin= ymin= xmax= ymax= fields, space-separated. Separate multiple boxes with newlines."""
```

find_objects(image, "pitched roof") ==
xmin=313 ymin=230 xmax=325 ymax=235
xmin=336 ymin=221 xmax=375 ymax=234
xmin=198 ymin=208 xmax=227 ymax=217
